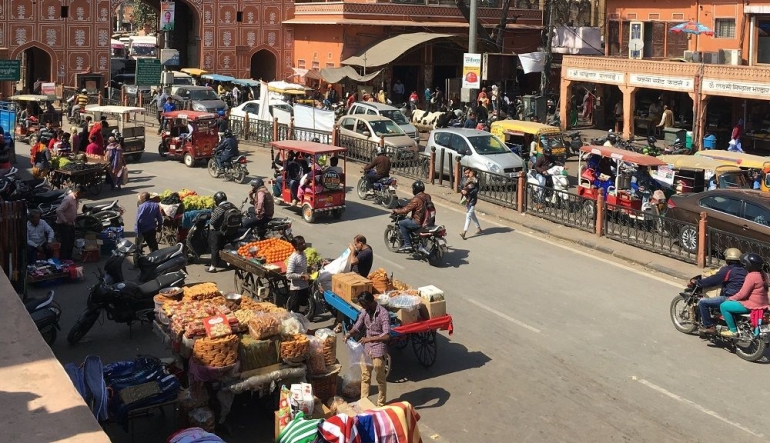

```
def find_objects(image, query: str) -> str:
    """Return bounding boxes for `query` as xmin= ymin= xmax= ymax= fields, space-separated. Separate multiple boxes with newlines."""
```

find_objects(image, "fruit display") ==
xmin=60 ymin=162 xmax=104 ymax=172
xmin=237 ymin=242 xmax=261 ymax=259
xmin=179 ymin=188 xmax=197 ymax=199
xmin=238 ymin=239 xmax=294 ymax=264
xmin=182 ymin=195 xmax=215 ymax=211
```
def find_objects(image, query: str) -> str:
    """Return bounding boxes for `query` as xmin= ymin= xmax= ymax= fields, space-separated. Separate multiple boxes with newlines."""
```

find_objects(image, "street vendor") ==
xmin=344 ymin=291 xmax=390 ymax=407
xmin=286 ymin=236 xmax=310 ymax=312
xmin=27 ymin=210 xmax=55 ymax=260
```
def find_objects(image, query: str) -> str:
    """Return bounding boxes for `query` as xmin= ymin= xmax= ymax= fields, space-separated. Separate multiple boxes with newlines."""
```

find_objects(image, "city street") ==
xmin=38 ymin=132 xmax=769 ymax=442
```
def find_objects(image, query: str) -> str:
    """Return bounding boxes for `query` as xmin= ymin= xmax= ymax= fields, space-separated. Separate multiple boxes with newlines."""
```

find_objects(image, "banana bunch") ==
xmin=182 ymin=194 xmax=215 ymax=210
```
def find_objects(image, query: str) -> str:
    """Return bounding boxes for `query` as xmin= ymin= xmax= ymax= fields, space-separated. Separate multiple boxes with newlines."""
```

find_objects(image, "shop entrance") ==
xmin=391 ymin=65 xmax=419 ymax=102
xmin=18 ymin=47 xmax=52 ymax=93
xmin=632 ymin=88 xmax=693 ymax=145
xmin=250 ymin=50 xmax=276 ymax=81
xmin=168 ymin=0 xmax=199 ymax=68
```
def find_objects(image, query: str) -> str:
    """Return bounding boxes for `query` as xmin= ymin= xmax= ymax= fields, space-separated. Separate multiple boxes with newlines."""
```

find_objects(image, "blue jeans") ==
xmin=720 ymin=300 xmax=750 ymax=332
xmin=398 ymin=218 xmax=420 ymax=247
xmin=698 ymin=296 xmax=727 ymax=327
xmin=464 ymin=205 xmax=480 ymax=231
xmin=215 ymin=152 xmax=229 ymax=169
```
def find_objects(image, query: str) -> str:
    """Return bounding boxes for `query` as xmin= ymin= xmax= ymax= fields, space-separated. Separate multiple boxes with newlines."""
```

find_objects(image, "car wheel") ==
xmin=679 ymin=225 xmax=698 ymax=254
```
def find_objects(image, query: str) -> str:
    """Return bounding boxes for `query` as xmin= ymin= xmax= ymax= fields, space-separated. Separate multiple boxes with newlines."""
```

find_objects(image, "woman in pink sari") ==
xmin=104 ymin=136 xmax=125 ymax=190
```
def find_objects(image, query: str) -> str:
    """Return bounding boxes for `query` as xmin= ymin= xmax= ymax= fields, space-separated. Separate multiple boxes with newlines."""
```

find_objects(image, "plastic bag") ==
xmin=248 ymin=312 xmax=282 ymax=339
xmin=307 ymin=337 xmax=327 ymax=375
xmin=317 ymin=248 xmax=353 ymax=287
xmin=280 ymin=312 xmax=309 ymax=336
xmin=341 ymin=373 xmax=361 ymax=399
xmin=346 ymin=338 xmax=372 ymax=372
xmin=188 ymin=407 xmax=216 ymax=432
xmin=315 ymin=328 xmax=337 ymax=367
xmin=388 ymin=295 xmax=423 ymax=311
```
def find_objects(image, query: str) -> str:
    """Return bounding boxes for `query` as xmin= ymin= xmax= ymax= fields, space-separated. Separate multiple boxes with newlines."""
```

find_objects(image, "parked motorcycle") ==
xmin=67 ymin=268 xmax=186 ymax=345
xmin=207 ymin=154 xmax=249 ymax=184
xmin=527 ymin=165 xmax=570 ymax=209
xmin=25 ymin=290 xmax=62 ymax=345
xmin=383 ymin=212 xmax=447 ymax=267
xmin=646 ymin=136 xmax=688 ymax=156
xmin=185 ymin=210 xmax=253 ymax=263
xmin=670 ymin=277 xmax=770 ymax=362
xmin=357 ymin=174 xmax=398 ymax=209
xmin=104 ymin=238 xmax=187 ymax=283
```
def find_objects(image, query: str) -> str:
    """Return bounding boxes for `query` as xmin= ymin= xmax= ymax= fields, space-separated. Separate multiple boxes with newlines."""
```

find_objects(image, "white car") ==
xmin=230 ymin=99 xmax=293 ymax=120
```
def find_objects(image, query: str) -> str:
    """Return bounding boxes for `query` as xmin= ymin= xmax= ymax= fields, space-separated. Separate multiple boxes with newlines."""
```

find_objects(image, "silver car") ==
xmin=348 ymin=102 xmax=420 ymax=143
xmin=338 ymin=114 xmax=419 ymax=157
xmin=176 ymin=86 xmax=228 ymax=114
xmin=424 ymin=128 xmax=524 ymax=178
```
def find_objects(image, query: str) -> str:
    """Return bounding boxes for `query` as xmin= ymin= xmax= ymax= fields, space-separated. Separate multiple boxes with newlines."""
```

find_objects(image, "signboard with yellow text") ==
xmin=462 ymin=53 xmax=481 ymax=89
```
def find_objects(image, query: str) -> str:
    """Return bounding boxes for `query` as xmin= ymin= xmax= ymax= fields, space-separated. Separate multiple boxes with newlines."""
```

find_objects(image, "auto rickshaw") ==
xmin=696 ymin=150 xmax=770 ymax=192
xmin=490 ymin=120 xmax=566 ymax=163
xmin=158 ymin=110 xmax=219 ymax=167
xmin=270 ymin=140 xmax=347 ymax=223
xmin=11 ymin=95 xmax=61 ymax=145
xmin=85 ymin=105 xmax=147 ymax=162
xmin=577 ymin=144 xmax=667 ymax=220
xmin=655 ymin=154 xmax=750 ymax=193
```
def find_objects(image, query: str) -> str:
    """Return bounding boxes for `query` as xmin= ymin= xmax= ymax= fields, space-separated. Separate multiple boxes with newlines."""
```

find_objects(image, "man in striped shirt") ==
xmin=345 ymin=291 xmax=390 ymax=407
xmin=286 ymin=236 xmax=310 ymax=313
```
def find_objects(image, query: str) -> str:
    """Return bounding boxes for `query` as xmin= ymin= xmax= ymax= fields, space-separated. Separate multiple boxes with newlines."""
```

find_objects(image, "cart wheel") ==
xmin=412 ymin=331 xmax=437 ymax=367
xmin=301 ymin=204 xmax=316 ymax=223
xmin=87 ymin=182 xmax=102 ymax=196
xmin=241 ymin=273 xmax=258 ymax=298
xmin=183 ymin=153 xmax=195 ymax=168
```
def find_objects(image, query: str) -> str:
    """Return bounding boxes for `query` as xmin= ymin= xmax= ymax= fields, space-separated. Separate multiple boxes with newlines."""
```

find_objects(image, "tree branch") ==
xmin=455 ymin=0 xmax=495 ymax=48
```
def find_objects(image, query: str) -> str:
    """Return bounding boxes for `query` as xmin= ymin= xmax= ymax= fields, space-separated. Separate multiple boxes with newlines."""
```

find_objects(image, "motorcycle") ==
xmin=239 ymin=198 xmax=293 ymax=241
xmin=207 ymin=153 xmax=249 ymax=184
xmin=383 ymin=212 xmax=448 ymax=267
xmin=564 ymin=131 xmax=585 ymax=156
xmin=104 ymin=238 xmax=187 ymax=283
xmin=670 ymin=277 xmax=770 ymax=362
xmin=646 ymin=136 xmax=688 ymax=156
xmin=25 ymin=290 xmax=62 ymax=345
xmin=66 ymin=103 xmax=86 ymax=125
xmin=67 ymin=268 xmax=186 ymax=345
xmin=357 ymin=173 xmax=398 ymax=209
xmin=185 ymin=210 xmax=253 ymax=263
xmin=527 ymin=165 xmax=570 ymax=209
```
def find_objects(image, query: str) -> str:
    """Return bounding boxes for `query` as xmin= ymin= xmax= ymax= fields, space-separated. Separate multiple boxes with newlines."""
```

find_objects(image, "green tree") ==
xmin=131 ymin=1 xmax=158 ymax=29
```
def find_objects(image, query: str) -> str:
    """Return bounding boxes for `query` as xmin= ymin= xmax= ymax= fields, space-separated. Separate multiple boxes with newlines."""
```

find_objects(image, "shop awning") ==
xmin=319 ymin=66 xmax=382 ymax=83
xmin=341 ymin=32 xmax=455 ymax=68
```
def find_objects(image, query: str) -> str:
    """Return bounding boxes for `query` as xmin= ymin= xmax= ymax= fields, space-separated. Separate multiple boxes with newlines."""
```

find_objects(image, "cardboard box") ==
xmin=397 ymin=307 xmax=420 ymax=325
xmin=290 ymin=383 xmax=315 ymax=416
xmin=332 ymin=272 xmax=373 ymax=304
xmin=81 ymin=249 xmax=100 ymax=263
xmin=312 ymin=396 xmax=333 ymax=419
xmin=419 ymin=299 xmax=447 ymax=319
xmin=84 ymin=239 xmax=99 ymax=251
xmin=417 ymin=285 xmax=444 ymax=302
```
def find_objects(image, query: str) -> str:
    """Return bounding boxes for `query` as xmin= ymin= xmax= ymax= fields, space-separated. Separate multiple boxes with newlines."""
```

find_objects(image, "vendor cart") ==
xmin=219 ymin=250 xmax=290 ymax=306
xmin=49 ymin=163 xmax=107 ymax=196
xmin=323 ymin=290 xmax=453 ymax=369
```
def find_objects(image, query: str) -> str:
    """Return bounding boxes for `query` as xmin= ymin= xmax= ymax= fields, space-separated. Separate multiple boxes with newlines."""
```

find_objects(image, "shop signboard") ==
xmin=135 ymin=58 xmax=161 ymax=86
xmin=629 ymin=74 xmax=694 ymax=92
xmin=565 ymin=68 xmax=625 ymax=85
xmin=462 ymin=53 xmax=482 ymax=89
xmin=701 ymin=78 xmax=770 ymax=99
xmin=0 ymin=60 xmax=21 ymax=81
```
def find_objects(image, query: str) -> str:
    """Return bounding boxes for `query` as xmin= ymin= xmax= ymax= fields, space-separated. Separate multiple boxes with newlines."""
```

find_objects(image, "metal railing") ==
xmin=707 ymin=227 xmax=770 ymax=270
xmin=293 ymin=127 xmax=332 ymax=144
xmin=339 ymin=134 xmax=378 ymax=163
xmin=475 ymin=169 xmax=518 ymax=210
xmin=604 ymin=203 xmax=698 ymax=264
xmin=526 ymin=183 xmax=595 ymax=232
xmin=240 ymin=118 xmax=274 ymax=145
xmin=391 ymin=148 xmax=430 ymax=181
xmin=277 ymin=123 xmax=290 ymax=142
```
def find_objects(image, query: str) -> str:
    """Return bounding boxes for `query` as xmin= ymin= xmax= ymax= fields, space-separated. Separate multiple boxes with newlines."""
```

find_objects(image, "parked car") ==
xmin=175 ymin=86 xmax=228 ymax=114
xmin=665 ymin=189 xmax=770 ymax=253
xmin=169 ymin=71 xmax=195 ymax=95
xmin=337 ymin=114 xmax=419 ymax=157
xmin=423 ymin=128 xmax=524 ymax=178
xmin=230 ymin=99 xmax=293 ymax=120
xmin=348 ymin=101 xmax=419 ymax=143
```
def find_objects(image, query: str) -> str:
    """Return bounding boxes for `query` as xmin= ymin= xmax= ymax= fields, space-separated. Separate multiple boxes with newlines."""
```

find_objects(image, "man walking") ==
xmin=345 ymin=292 xmax=390 ymax=407
xmin=392 ymin=79 xmax=405 ymax=104
xmin=136 ymin=192 xmax=163 ymax=252
xmin=55 ymin=186 xmax=84 ymax=261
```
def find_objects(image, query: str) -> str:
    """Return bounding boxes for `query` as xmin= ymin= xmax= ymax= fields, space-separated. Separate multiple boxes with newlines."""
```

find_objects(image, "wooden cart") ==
xmin=219 ymin=250 xmax=290 ymax=305
xmin=49 ymin=164 xmax=107 ymax=196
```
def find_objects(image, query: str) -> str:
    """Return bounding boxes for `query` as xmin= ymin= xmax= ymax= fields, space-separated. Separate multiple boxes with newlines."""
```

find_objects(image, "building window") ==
xmin=326 ymin=63 xmax=334 ymax=68
xmin=311 ymin=60 xmax=320 ymax=69
xmin=758 ymin=18 xmax=770 ymax=64
xmin=298 ymin=59 xmax=306 ymax=69
xmin=626 ymin=13 xmax=637 ymax=20
xmin=328 ymin=52 xmax=333 ymax=60
xmin=672 ymin=13 xmax=684 ymax=20
xmin=715 ymin=18 xmax=736 ymax=38
xmin=648 ymin=13 xmax=660 ymax=20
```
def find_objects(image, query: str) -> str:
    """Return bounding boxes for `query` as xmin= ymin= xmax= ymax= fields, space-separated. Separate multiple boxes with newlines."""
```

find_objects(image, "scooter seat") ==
xmin=33 ymin=190 xmax=65 ymax=203
xmin=82 ymin=201 xmax=116 ymax=213
xmin=418 ymin=225 xmax=442 ymax=234
xmin=267 ymin=217 xmax=290 ymax=228
xmin=378 ymin=177 xmax=393 ymax=184
xmin=135 ymin=272 xmax=186 ymax=299
xmin=138 ymin=243 xmax=184 ymax=268
xmin=24 ymin=290 xmax=54 ymax=312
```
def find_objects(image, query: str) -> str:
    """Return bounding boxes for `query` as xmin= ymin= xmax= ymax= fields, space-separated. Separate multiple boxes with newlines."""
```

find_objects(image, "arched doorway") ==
xmin=250 ymin=50 xmax=277 ymax=82
xmin=168 ymin=0 xmax=200 ymax=68
xmin=18 ymin=47 xmax=52 ymax=93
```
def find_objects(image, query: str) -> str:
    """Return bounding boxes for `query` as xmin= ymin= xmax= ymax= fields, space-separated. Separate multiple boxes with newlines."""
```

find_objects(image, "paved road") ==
xmin=37 ymin=133 xmax=770 ymax=442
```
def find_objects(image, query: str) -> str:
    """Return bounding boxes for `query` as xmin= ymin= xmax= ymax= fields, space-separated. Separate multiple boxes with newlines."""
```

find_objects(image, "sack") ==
xmin=121 ymin=166 xmax=129 ymax=185
xmin=219 ymin=205 xmax=242 ymax=236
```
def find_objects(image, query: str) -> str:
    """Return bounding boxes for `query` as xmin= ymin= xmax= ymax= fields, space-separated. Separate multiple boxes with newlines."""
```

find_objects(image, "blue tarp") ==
xmin=232 ymin=78 xmax=259 ymax=87
xmin=201 ymin=74 xmax=235 ymax=82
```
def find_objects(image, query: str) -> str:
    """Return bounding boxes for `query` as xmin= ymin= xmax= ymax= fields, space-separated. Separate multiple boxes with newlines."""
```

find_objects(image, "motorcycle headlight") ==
xmin=485 ymin=161 xmax=501 ymax=174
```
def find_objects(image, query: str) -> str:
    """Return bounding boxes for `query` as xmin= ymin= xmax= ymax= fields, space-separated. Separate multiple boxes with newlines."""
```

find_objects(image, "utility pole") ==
xmin=540 ymin=0 xmax=555 ymax=95
xmin=469 ymin=0 xmax=478 ymax=53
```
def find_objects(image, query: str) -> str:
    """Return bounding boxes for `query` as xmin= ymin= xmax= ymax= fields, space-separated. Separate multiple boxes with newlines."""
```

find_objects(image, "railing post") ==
xmin=332 ymin=125 xmax=339 ymax=147
xmin=697 ymin=211 xmax=708 ymax=267
xmin=453 ymin=156 xmax=462 ymax=192
xmin=517 ymin=174 xmax=525 ymax=213
xmin=429 ymin=146 xmax=436 ymax=185
xmin=438 ymin=148 xmax=445 ymax=186
xmin=289 ymin=117 xmax=295 ymax=140
xmin=243 ymin=113 xmax=249 ymax=140
xmin=121 ymin=88 xmax=126 ymax=106
xmin=595 ymin=192 xmax=605 ymax=237
xmin=272 ymin=117 xmax=279 ymax=142
xmin=138 ymin=93 xmax=142 ymax=107
xmin=97 ymin=92 xmax=102 ymax=106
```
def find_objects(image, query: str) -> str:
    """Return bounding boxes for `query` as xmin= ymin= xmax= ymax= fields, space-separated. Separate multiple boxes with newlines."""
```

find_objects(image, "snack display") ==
xmin=367 ymin=268 xmax=394 ymax=294
xmin=315 ymin=328 xmax=337 ymax=367
xmin=392 ymin=279 xmax=411 ymax=291
xmin=203 ymin=314 xmax=233 ymax=338
xmin=192 ymin=334 xmax=239 ymax=367
xmin=307 ymin=337 xmax=327 ymax=375
xmin=183 ymin=283 xmax=221 ymax=301
xmin=247 ymin=312 xmax=281 ymax=339
xmin=279 ymin=334 xmax=310 ymax=360
xmin=241 ymin=297 xmax=287 ymax=313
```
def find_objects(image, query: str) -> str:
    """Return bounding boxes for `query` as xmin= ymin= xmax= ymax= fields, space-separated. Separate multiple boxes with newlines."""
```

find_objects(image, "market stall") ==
xmin=48 ymin=156 xmax=107 ymax=196
xmin=156 ymin=189 xmax=215 ymax=245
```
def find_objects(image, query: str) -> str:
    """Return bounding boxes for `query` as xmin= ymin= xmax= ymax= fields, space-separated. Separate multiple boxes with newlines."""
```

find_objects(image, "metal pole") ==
xmin=469 ymin=0 xmax=478 ymax=53
xmin=540 ymin=0 xmax=555 ymax=95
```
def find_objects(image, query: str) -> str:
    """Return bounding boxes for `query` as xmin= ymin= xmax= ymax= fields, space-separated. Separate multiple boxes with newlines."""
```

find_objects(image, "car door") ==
xmin=241 ymin=103 xmax=258 ymax=118
xmin=740 ymin=201 xmax=770 ymax=242
xmin=430 ymin=131 xmax=453 ymax=174
xmin=338 ymin=117 xmax=356 ymax=145
xmin=698 ymin=194 xmax=744 ymax=233
xmin=355 ymin=119 xmax=372 ymax=141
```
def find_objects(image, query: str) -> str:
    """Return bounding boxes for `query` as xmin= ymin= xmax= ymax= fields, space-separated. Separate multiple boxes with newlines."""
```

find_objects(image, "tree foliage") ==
xmin=130 ymin=1 xmax=158 ymax=29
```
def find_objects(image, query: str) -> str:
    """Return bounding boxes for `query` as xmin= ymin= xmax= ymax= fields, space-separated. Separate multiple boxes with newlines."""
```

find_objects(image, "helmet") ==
xmin=81 ymin=89 xmax=87 ymax=94
xmin=223 ymin=129 xmax=233 ymax=138
xmin=647 ymin=136 xmax=657 ymax=145
xmin=542 ymin=146 xmax=552 ymax=156
xmin=250 ymin=178 xmax=264 ymax=189
xmin=217 ymin=110 xmax=225 ymax=117
xmin=724 ymin=248 xmax=742 ymax=262
xmin=213 ymin=191 xmax=227 ymax=206
xmin=740 ymin=253 xmax=765 ymax=273
xmin=411 ymin=180 xmax=425 ymax=195
xmin=607 ymin=134 xmax=618 ymax=144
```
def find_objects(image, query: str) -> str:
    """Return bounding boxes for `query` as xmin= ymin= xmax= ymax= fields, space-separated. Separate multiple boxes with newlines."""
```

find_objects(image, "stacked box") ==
xmin=331 ymin=273 xmax=373 ymax=305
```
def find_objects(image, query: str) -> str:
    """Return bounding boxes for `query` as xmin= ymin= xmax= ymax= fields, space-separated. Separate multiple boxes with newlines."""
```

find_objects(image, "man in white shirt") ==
xmin=27 ymin=210 xmax=55 ymax=260
xmin=231 ymin=85 xmax=241 ymax=106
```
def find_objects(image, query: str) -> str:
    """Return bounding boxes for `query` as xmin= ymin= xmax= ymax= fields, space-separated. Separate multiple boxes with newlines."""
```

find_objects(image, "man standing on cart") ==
xmin=345 ymin=292 xmax=390 ymax=407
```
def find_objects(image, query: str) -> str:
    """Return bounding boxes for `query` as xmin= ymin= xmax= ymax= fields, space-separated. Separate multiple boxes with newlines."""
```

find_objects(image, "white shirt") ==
xmin=27 ymin=220 xmax=54 ymax=247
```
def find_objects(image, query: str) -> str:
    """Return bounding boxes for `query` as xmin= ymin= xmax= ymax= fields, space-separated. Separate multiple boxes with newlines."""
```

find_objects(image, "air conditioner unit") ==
xmin=702 ymin=52 xmax=722 ymax=64
xmin=690 ymin=51 xmax=703 ymax=63
xmin=684 ymin=50 xmax=694 ymax=62
xmin=719 ymin=49 xmax=742 ymax=65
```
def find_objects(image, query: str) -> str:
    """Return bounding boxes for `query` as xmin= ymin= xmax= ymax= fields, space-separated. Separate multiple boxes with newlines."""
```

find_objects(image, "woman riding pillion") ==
xmin=694 ymin=248 xmax=747 ymax=335
xmin=719 ymin=253 xmax=770 ymax=338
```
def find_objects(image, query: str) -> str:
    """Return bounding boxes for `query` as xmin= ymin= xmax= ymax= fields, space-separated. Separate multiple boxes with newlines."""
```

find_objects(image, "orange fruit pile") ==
xmin=255 ymin=239 xmax=294 ymax=264
xmin=237 ymin=242 xmax=262 ymax=259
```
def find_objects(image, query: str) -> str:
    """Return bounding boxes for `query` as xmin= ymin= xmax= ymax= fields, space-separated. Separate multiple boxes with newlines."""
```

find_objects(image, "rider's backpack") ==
xmin=419 ymin=194 xmax=436 ymax=227
xmin=219 ymin=205 xmax=242 ymax=236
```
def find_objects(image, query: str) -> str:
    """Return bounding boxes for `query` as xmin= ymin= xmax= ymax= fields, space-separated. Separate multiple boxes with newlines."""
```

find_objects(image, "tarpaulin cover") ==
xmin=392 ymin=314 xmax=453 ymax=335
xmin=319 ymin=66 xmax=382 ymax=83
xmin=293 ymin=104 xmax=335 ymax=132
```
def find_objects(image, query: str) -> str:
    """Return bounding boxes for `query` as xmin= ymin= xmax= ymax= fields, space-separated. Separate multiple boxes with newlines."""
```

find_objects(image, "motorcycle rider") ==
xmin=719 ymin=253 xmax=770 ymax=338
xmin=694 ymin=248 xmax=747 ymax=335
xmin=214 ymin=129 xmax=239 ymax=172
xmin=534 ymin=145 xmax=558 ymax=189
xmin=245 ymin=178 xmax=274 ymax=238
xmin=363 ymin=146 xmax=391 ymax=194
xmin=68 ymin=89 xmax=89 ymax=119
xmin=206 ymin=191 xmax=239 ymax=273
xmin=392 ymin=180 xmax=431 ymax=254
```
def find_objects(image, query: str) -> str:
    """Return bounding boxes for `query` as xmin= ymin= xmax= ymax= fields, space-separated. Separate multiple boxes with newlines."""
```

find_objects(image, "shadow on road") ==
xmin=390 ymin=386 xmax=450 ymax=410
xmin=440 ymin=246 xmax=469 ymax=268
xmin=476 ymin=226 xmax=513 ymax=236
xmin=388 ymin=335 xmax=490 ymax=383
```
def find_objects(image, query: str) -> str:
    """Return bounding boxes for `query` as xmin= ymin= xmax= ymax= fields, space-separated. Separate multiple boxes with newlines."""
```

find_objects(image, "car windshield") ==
xmin=131 ymin=45 xmax=156 ymax=56
xmin=380 ymin=110 xmax=408 ymax=125
xmin=370 ymin=120 xmax=404 ymax=137
xmin=174 ymin=78 xmax=194 ymax=86
xmin=188 ymin=89 xmax=218 ymax=100
xmin=468 ymin=134 xmax=509 ymax=155
xmin=541 ymin=133 xmax=565 ymax=149
xmin=720 ymin=172 xmax=750 ymax=189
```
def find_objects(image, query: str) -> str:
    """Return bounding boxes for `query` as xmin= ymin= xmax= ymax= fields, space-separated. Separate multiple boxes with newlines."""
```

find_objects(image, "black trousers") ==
xmin=287 ymin=288 xmax=310 ymax=313
xmin=242 ymin=216 xmax=271 ymax=239
xmin=209 ymin=230 xmax=224 ymax=268
xmin=140 ymin=228 xmax=159 ymax=252
xmin=55 ymin=223 xmax=75 ymax=261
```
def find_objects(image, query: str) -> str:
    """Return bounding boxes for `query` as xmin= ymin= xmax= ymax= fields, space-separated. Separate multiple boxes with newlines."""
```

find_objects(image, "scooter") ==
xmin=108 ymin=238 xmax=187 ymax=283
xmin=527 ymin=165 xmax=570 ymax=209
xmin=25 ymin=290 xmax=62 ymax=346
xmin=207 ymin=152 xmax=250 ymax=184
xmin=564 ymin=131 xmax=585 ymax=156
xmin=357 ymin=173 xmax=398 ymax=209
xmin=67 ymin=268 xmax=186 ymax=345
xmin=383 ymin=212 xmax=448 ymax=267
xmin=185 ymin=210 xmax=253 ymax=263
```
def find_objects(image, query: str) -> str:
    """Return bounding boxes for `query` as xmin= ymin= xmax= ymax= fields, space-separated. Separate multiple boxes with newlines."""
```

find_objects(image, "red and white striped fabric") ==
xmin=319 ymin=414 xmax=361 ymax=443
